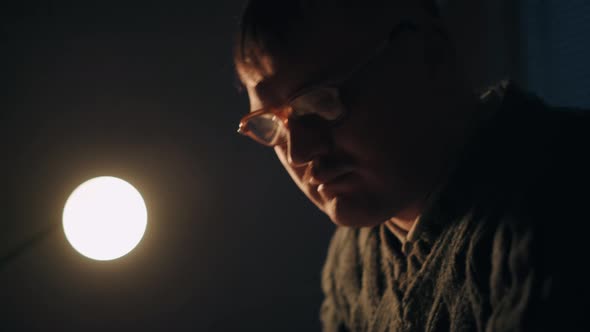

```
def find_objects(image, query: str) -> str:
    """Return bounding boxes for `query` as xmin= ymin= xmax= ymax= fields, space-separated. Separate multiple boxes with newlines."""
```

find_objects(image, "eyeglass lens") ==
xmin=247 ymin=87 xmax=344 ymax=145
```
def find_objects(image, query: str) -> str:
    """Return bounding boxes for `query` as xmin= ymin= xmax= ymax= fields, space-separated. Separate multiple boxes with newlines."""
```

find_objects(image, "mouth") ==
xmin=308 ymin=166 xmax=353 ymax=185
xmin=305 ymin=157 xmax=357 ymax=198
xmin=311 ymin=172 xmax=357 ymax=199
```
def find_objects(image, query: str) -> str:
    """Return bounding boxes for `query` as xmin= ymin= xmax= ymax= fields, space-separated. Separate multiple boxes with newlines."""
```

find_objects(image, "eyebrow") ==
xmin=250 ymin=79 xmax=286 ymax=112
xmin=255 ymin=66 xmax=345 ymax=110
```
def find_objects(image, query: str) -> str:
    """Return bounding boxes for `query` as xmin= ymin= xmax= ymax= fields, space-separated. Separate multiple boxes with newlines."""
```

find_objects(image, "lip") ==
xmin=305 ymin=159 xmax=357 ymax=197
xmin=308 ymin=167 xmax=354 ymax=186
xmin=315 ymin=172 xmax=357 ymax=198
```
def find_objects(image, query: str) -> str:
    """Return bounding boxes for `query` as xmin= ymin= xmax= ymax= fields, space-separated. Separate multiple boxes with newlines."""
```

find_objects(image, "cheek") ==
xmin=274 ymin=145 xmax=328 ymax=210
xmin=274 ymin=145 xmax=306 ymax=190
xmin=333 ymin=78 xmax=432 ymax=192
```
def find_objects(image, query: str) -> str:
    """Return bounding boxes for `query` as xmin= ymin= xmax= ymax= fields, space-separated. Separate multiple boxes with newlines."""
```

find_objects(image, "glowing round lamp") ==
xmin=62 ymin=176 xmax=147 ymax=261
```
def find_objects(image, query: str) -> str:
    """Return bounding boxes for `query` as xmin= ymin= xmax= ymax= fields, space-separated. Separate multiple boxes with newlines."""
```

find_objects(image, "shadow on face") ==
xmin=236 ymin=1 xmax=461 ymax=227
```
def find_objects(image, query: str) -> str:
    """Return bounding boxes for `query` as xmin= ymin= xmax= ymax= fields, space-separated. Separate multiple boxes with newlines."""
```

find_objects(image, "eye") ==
xmin=247 ymin=113 xmax=283 ymax=144
xmin=290 ymin=88 xmax=343 ymax=121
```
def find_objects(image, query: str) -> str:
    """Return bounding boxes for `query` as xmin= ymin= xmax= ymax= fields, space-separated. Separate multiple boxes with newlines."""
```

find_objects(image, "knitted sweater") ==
xmin=320 ymin=83 xmax=590 ymax=332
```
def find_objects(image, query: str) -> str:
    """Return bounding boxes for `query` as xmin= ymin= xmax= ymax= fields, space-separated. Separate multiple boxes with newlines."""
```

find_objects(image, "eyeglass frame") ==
xmin=237 ymin=21 xmax=419 ymax=147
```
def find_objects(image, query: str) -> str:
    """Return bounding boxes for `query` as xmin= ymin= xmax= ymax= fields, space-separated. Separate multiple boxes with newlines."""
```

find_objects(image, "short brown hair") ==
xmin=233 ymin=0 xmax=441 ymax=78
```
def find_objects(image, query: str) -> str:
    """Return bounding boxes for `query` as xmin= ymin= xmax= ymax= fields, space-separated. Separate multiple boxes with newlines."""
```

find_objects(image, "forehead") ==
xmin=237 ymin=6 xmax=402 ymax=111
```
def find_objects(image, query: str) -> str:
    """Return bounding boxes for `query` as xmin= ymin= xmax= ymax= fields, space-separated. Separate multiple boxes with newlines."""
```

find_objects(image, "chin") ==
xmin=322 ymin=195 xmax=388 ymax=228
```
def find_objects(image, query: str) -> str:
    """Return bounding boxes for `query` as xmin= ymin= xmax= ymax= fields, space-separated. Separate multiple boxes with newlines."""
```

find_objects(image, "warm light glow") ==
xmin=63 ymin=176 xmax=147 ymax=261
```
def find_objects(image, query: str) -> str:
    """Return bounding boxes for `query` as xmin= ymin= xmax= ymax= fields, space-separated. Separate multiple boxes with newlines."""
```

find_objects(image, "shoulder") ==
xmin=439 ymin=86 xmax=590 ymax=328
xmin=481 ymin=84 xmax=590 ymax=268
xmin=473 ymin=83 xmax=590 ymax=221
xmin=320 ymin=226 xmax=378 ymax=331
xmin=321 ymin=226 xmax=377 ymax=292
xmin=504 ymin=87 xmax=590 ymax=228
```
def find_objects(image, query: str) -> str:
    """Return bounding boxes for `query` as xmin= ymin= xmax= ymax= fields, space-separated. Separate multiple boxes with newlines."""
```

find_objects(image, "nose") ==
xmin=286 ymin=118 xmax=332 ymax=166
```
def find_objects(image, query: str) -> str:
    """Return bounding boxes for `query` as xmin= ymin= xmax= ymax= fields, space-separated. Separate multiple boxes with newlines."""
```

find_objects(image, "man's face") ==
xmin=238 ymin=14 xmax=448 ymax=227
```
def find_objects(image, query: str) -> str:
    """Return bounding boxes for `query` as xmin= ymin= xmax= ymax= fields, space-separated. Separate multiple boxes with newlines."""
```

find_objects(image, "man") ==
xmin=233 ymin=0 xmax=590 ymax=331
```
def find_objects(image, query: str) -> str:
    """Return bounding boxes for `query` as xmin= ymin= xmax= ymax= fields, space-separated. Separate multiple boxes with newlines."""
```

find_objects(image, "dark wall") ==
xmin=442 ymin=0 xmax=590 ymax=108
xmin=440 ymin=0 xmax=521 ymax=90
xmin=520 ymin=0 xmax=590 ymax=107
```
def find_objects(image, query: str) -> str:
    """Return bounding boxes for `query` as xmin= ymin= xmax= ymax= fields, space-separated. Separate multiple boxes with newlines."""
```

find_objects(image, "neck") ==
xmin=385 ymin=86 xmax=495 ymax=236
xmin=386 ymin=199 xmax=422 ymax=232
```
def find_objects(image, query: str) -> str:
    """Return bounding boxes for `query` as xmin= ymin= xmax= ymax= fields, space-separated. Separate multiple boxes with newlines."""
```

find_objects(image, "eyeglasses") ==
xmin=237 ymin=21 xmax=418 ymax=147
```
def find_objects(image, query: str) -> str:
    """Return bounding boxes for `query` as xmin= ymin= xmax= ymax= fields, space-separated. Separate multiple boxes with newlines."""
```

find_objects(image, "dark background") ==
xmin=0 ymin=1 xmax=588 ymax=331
xmin=1 ymin=1 xmax=334 ymax=331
